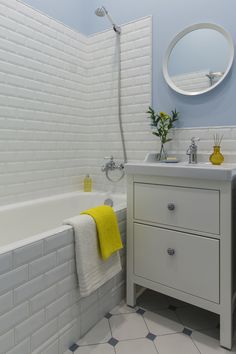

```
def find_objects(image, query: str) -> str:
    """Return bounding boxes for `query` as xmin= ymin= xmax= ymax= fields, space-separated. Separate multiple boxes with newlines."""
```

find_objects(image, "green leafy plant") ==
xmin=147 ymin=107 xmax=179 ymax=144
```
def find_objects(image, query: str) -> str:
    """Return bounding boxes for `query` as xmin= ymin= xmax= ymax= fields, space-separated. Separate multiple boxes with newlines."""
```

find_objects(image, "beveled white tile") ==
xmin=192 ymin=329 xmax=236 ymax=354
xmin=109 ymin=313 xmax=148 ymax=340
xmin=75 ymin=343 xmax=115 ymax=354
xmin=154 ymin=333 xmax=199 ymax=354
xmin=144 ymin=309 xmax=184 ymax=335
xmin=176 ymin=306 xmax=219 ymax=330
xmin=110 ymin=300 xmax=136 ymax=315
xmin=78 ymin=318 xmax=111 ymax=346
xmin=0 ymin=253 xmax=12 ymax=275
xmin=116 ymin=338 xmax=157 ymax=354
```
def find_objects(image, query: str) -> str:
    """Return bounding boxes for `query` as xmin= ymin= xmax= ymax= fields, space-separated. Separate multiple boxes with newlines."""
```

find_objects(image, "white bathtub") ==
xmin=0 ymin=191 xmax=126 ymax=252
xmin=0 ymin=192 xmax=126 ymax=353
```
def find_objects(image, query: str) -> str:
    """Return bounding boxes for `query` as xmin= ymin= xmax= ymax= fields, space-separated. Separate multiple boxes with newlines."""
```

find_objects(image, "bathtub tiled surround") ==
xmin=0 ymin=209 xmax=126 ymax=354
xmin=0 ymin=0 xmax=152 ymax=205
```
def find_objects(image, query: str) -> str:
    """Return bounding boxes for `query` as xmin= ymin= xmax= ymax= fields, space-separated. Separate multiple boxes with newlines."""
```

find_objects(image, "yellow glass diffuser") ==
xmin=210 ymin=134 xmax=224 ymax=165
xmin=209 ymin=146 xmax=224 ymax=165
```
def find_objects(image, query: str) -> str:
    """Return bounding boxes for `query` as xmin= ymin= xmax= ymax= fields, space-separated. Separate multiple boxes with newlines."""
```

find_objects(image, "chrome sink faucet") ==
xmin=186 ymin=137 xmax=200 ymax=164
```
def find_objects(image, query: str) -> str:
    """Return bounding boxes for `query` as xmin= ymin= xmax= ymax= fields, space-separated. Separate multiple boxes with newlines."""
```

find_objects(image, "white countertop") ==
xmin=125 ymin=161 xmax=236 ymax=181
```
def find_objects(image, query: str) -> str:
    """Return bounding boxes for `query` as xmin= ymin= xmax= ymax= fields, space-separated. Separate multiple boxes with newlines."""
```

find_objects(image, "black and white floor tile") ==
xmin=65 ymin=290 xmax=236 ymax=354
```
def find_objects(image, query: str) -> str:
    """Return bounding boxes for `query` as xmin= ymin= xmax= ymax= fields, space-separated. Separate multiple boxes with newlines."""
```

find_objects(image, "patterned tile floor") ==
xmin=65 ymin=290 xmax=236 ymax=354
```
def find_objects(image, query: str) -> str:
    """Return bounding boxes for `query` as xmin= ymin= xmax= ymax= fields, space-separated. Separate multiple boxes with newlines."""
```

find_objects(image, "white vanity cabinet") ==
xmin=125 ymin=162 xmax=236 ymax=350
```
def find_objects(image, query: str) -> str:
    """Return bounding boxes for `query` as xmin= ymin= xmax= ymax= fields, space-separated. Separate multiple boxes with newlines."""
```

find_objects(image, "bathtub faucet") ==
xmin=101 ymin=156 xmax=125 ymax=182
xmin=102 ymin=156 xmax=124 ymax=172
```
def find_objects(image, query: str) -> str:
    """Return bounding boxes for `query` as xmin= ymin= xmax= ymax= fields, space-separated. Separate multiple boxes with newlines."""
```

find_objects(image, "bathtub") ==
xmin=0 ymin=191 xmax=126 ymax=251
xmin=0 ymin=192 xmax=126 ymax=354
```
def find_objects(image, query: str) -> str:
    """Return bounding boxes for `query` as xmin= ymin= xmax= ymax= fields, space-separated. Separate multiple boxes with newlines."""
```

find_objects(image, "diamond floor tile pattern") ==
xmin=74 ymin=343 xmax=115 ymax=354
xmin=154 ymin=333 xmax=200 ymax=354
xmin=70 ymin=290 xmax=236 ymax=354
xmin=115 ymin=338 xmax=157 ymax=354
xmin=78 ymin=318 xmax=111 ymax=346
xmin=192 ymin=329 xmax=236 ymax=354
xmin=109 ymin=313 xmax=148 ymax=340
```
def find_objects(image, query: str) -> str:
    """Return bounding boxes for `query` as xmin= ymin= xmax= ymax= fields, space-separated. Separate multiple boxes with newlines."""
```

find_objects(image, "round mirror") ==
xmin=163 ymin=23 xmax=234 ymax=96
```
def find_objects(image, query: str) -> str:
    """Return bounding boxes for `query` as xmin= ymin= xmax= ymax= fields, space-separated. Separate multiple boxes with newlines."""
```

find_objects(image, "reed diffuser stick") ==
xmin=213 ymin=134 xmax=223 ymax=146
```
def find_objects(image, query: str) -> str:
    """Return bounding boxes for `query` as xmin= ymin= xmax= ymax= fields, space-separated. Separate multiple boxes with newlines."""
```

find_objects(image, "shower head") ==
xmin=95 ymin=7 xmax=107 ymax=17
xmin=95 ymin=6 xmax=121 ymax=34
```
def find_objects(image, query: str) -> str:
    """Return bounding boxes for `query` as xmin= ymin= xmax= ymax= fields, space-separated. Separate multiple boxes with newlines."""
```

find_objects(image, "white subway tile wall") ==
xmin=86 ymin=17 xmax=153 ymax=193
xmin=1 ymin=1 xmax=236 ymax=203
xmin=168 ymin=126 xmax=236 ymax=163
xmin=0 ymin=0 xmax=88 ymax=206
xmin=0 ymin=0 xmax=153 ymax=205
xmin=0 ymin=209 xmax=126 ymax=354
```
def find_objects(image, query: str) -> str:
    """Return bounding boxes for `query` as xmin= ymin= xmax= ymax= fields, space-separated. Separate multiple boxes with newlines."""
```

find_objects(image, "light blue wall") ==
xmin=169 ymin=29 xmax=230 ymax=76
xmin=21 ymin=0 xmax=86 ymax=32
xmin=22 ymin=0 xmax=236 ymax=127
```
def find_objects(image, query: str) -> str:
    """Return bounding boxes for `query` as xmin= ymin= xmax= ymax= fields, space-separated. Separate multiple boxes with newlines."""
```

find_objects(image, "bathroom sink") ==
xmin=125 ymin=161 xmax=236 ymax=181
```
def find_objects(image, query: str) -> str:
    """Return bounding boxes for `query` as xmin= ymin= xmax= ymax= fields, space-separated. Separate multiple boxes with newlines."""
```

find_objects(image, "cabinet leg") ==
xmin=126 ymin=281 xmax=136 ymax=307
xmin=220 ymin=313 xmax=233 ymax=350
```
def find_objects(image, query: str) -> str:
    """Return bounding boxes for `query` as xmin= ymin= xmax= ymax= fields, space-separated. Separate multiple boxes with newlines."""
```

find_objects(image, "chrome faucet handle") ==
xmin=117 ymin=162 xmax=125 ymax=170
xmin=102 ymin=156 xmax=124 ymax=173
xmin=191 ymin=137 xmax=200 ymax=145
xmin=187 ymin=137 xmax=200 ymax=164
xmin=102 ymin=156 xmax=117 ymax=172
xmin=187 ymin=137 xmax=200 ymax=154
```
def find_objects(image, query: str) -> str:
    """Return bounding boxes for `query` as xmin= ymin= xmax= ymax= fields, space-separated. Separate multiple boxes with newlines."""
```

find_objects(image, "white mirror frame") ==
xmin=163 ymin=23 xmax=235 ymax=96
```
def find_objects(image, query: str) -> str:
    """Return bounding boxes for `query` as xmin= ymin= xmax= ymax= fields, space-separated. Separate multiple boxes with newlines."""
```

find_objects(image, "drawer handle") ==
xmin=168 ymin=203 xmax=175 ymax=211
xmin=167 ymin=248 xmax=175 ymax=256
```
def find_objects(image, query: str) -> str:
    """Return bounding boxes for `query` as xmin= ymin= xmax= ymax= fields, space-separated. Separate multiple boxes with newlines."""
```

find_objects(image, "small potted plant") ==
xmin=147 ymin=107 xmax=179 ymax=161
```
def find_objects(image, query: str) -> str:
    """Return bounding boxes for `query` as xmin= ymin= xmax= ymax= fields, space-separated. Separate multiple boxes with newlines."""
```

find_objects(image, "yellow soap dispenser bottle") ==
xmin=84 ymin=174 xmax=92 ymax=192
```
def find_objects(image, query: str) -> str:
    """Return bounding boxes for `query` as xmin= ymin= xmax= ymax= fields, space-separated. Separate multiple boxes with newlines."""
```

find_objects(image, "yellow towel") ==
xmin=81 ymin=205 xmax=123 ymax=260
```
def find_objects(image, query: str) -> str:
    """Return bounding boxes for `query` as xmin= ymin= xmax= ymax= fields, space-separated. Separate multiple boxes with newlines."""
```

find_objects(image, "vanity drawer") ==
xmin=134 ymin=183 xmax=220 ymax=235
xmin=134 ymin=223 xmax=219 ymax=303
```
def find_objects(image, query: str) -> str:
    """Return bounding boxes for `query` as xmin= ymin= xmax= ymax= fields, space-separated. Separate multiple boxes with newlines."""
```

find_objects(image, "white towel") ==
xmin=64 ymin=215 xmax=122 ymax=297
